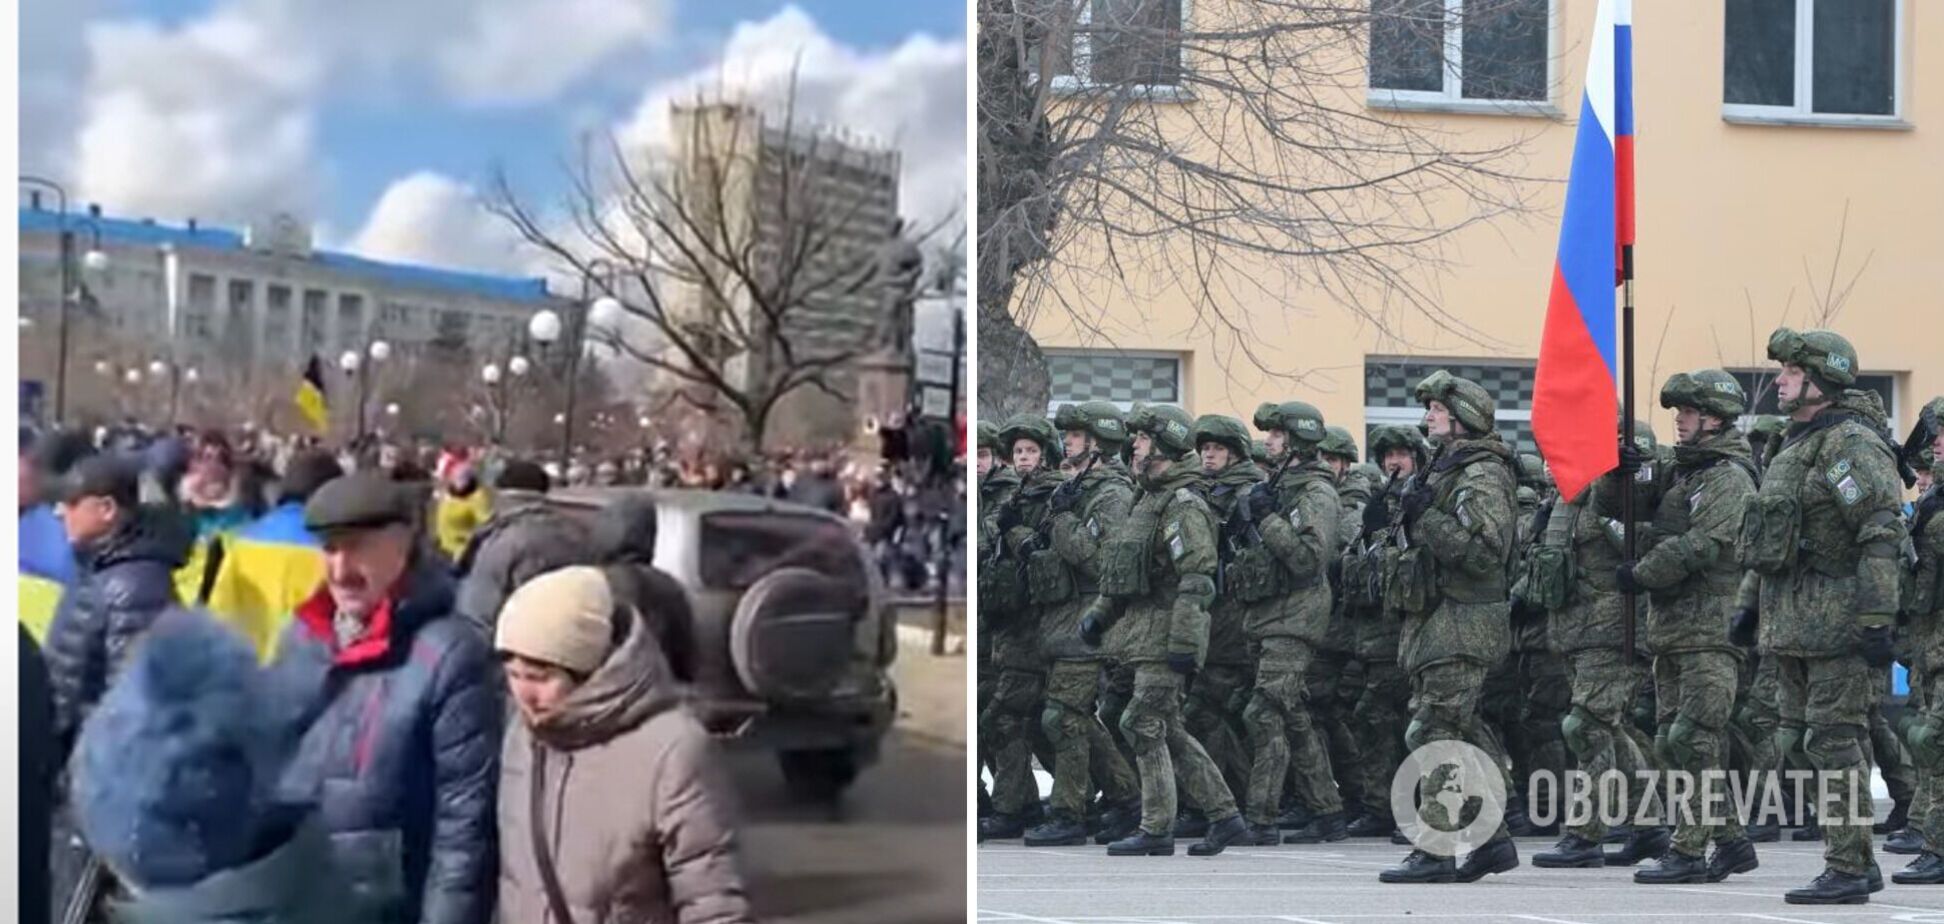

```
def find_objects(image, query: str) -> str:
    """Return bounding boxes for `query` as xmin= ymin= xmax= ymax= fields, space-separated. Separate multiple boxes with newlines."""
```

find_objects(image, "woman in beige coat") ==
xmin=495 ymin=566 xmax=754 ymax=924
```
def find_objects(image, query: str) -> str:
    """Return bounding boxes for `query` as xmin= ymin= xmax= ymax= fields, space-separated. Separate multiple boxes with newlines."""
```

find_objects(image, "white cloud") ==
xmin=617 ymin=5 xmax=968 ymax=225
xmin=347 ymin=171 xmax=533 ymax=275
xmin=433 ymin=0 xmax=671 ymax=105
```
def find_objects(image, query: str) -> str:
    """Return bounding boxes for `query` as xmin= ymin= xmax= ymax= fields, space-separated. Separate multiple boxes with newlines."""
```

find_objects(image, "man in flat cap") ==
xmin=265 ymin=470 xmax=502 ymax=924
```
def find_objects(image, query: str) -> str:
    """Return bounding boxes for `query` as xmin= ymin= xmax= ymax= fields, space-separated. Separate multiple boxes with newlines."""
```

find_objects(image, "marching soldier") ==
xmin=1733 ymin=329 xmax=1908 ymax=904
xmin=1236 ymin=402 xmax=1346 ymax=846
xmin=1893 ymin=398 xmax=1944 ymax=885
xmin=978 ymin=415 xmax=1066 ymax=840
xmin=1026 ymin=404 xmax=1143 ymax=846
xmin=1314 ymin=426 xmax=1371 ymax=826
xmin=975 ymin=421 xmax=1019 ymax=823
xmin=1612 ymin=370 xmax=1761 ymax=884
xmin=1077 ymin=405 xmax=1249 ymax=856
xmin=1493 ymin=452 xmax=1569 ymax=836
xmin=1184 ymin=415 xmax=1270 ymax=814
xmin=1377 ymin=372 xmax=1521 ymax=884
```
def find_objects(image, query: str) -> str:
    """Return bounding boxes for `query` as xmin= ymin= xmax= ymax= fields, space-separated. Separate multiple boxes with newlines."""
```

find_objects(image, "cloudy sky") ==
xmin=21 ymin=0 xmax=966 ymax=277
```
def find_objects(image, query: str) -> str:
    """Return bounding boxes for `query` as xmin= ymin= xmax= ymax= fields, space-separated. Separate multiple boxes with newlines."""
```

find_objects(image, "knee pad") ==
xmin=1803 ymin=724 xmax=1867 ymax=771
xmin=1041 ymin=700 xmax=1079 ymax=744
xmin=1404 ymin=717 xmax=1431 ymax=752
xmin=1908 ymin=714 xmax=1944 ymax=767
xmin=1560 ymin=706 xmax=1599 ymax=760
xmin=1775 ymin=725 xmax=1806 ymax=766
xmin=1664 ymin=715 xmax=1707 ymax=770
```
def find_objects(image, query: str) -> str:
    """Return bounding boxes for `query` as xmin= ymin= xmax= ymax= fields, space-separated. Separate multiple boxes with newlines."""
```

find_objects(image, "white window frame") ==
xmin=1044 ymin=348 xmax=1184 ymax=415
xmin=1366 ymin=0 xmax=1562 ymax=117
xmin=1722 ymin=0 xmax=1909 ymax=129
xmin=1047 ymin=0 xmax=1195 ymax=102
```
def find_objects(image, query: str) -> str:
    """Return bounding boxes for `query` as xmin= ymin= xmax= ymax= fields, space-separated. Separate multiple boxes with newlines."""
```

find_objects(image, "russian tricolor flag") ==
xmin=1533 ymin=0 xmax=1633 ymax=501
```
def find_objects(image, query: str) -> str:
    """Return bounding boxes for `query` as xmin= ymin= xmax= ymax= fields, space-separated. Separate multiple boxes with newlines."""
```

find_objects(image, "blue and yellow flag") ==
xmin=295 ymin=355 xmax=329 ymax=432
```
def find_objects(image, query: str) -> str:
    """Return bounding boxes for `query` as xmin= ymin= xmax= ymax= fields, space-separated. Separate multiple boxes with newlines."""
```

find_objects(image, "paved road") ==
xmin=979 ymin=835 xmax=1944 ymax=924
xmin=729 ymin=634 xmax=967 ymax=924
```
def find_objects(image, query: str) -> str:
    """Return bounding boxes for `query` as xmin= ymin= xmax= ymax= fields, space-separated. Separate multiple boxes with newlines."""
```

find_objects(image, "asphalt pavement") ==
xmin=728 ymin=627 xmax=968 ymax=924
xmin=978 ymin=834 xmax=1944 ymax=924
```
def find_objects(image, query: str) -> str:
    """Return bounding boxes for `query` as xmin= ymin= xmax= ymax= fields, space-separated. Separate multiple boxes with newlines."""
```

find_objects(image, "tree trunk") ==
xmin=976 ymin=281 xmax=1051 ymax=421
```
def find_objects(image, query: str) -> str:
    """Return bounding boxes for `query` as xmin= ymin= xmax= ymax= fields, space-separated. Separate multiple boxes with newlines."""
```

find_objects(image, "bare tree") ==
xmin=978 ymin=0 xmax=1544 ymax=417
xmin=488 ymin=81 xmax=930 ymax=452
xmin=1713 ymin=203 xmax=1875 ymax=414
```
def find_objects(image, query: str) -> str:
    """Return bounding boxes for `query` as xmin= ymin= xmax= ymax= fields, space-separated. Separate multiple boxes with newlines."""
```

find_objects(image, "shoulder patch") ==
xmin=1169 ymin=532 xmax=1187 ymax=560
xmin=1826 ymin=458 xmax=1853 ymax=484
xmin=1837 ymin=475 xmax=1863 ymax=506
xmin=1289 ymin=507 xmax=1303 ymax=531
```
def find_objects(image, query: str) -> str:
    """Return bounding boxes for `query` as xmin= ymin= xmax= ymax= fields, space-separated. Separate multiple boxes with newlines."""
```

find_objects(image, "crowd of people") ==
xmin=977 ymin=326 xmax=1944 ymax=906
xmin=17 ymin=413 xmax=964 ymax=923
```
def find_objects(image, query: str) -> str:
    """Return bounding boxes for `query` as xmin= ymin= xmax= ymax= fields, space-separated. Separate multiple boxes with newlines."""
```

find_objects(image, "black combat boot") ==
xmin=1892 ymin=852 xmax=1944 ymax=885
xmin=1792 ymin=810 xmax=1823 ymax=841
xmin=1173 ymin=809 xmax=1210 ymax=839
xmin=1023 ymin=813 xmax=1090 ymax=847
xmin=1188 ymin=814 xmax=1250 ymax=856
xmin=979 ymin=812 xmax=1030 ymax=841
xmin=1277 ymin=803 xmax=1313 ymax=830
xmin=1745 ymin=822 xmax=1780 ymax=843
xmin=1884 ymin=827 xmax=1924 ymax=855
xmin=1704 ymin=836 xmax=1759 ymax=882
xmin=1390 ymin=829 xmax=1413 ymax=845
xmin=1346 ymin=814 xmax=1396 ymax=838
xmin=1240 ymin=823 xmax=1283 ymax=846
xmin=1091 ymin=802 xmax=1140 ymax=845
xmin=1866 ymin=864 xmax=1884 ymax=893
xmin=1605 ymin=826 xmax=1671 ymax=866
xmin=1455 ymin=837 xmax=1519 ymax=882
xmin=1633 ymin=849 xmax=1709 ymax=884
xmin=1874 ymin=799 xmax=1910 ymax=835
xmin=1378 ymin=849 xmax=1457 ymax=883
xmin=1783 ymin=867 xmax=1871 ymax=904
xmin=1532 ymin=833 xmax=1606 ymax=868
xmin=1284 ymin=811 xmax=1348 ymax=844
xmin=1503 ymin=794 xmax=1543 ymax=837
xmin=1106 ymin=830 xmax=1176 ymax=856
xmin=1602 ymin=824 xmax=1634 ymax=845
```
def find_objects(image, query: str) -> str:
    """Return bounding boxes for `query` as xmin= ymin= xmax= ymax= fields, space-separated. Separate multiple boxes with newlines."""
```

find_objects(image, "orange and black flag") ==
xmin=294 ymin=355 xmax=329 ymax=432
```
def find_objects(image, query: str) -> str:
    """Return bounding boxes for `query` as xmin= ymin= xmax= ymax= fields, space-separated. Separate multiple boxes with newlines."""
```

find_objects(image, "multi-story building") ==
xmin=664 ymin=101 xmax=904 ymax=445
xmin=1025 ymin=0 xmax=1939 ymax=452
xmin=19 ymin=202 xmax=559 ymax=394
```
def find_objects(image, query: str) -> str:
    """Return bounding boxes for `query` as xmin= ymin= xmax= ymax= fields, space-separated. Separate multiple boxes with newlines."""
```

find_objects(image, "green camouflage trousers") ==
xmin=1652 ymin=650 xmax=1744 ymax=857
xmin=1485 ymin=651 xmax=1571 ymax=817
xmin=1729 ymin=653 xmax=1780 ymax=819
xmin=1042 ymin=659 xmax=1141 ymax=818
xmin=1307 ymin=652 xmax=1369 ymax=815
xmin=1123 ymin=662 xmax=1239 ymax=834
xmin=1182 ymin=663 xmax=1253 ymax=803
xmin=1406 ymin=659 xmax=1512 ymax=839
xmin=1243 ymin=636 xmax=1341 ymax=825
xmin=979 ymin=666 xmax=1048 ymax=816
xmin=1350 ymin=658 xmax=1412 ymax=822
xmin=1562 ymin=649 xmax=1663 ymax=841
xmin=1909 ymin=668 xmax=1944 ymax=853
xmin=1869 ymin=672 xmax=1917 ymax=816
xmin=1101 ymin=662 xmax=1138 ymax=771
xmin=1773 ymin=653 xmax=1877 ymax=876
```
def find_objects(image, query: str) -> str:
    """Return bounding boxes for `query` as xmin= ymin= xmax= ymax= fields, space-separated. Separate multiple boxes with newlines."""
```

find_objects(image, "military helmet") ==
xmin=1129 ymin=404 xmax=1197 ymax=460
xmin=1621 ymin=417 xmax=1658 ymax=452
xmin=1516 ymin=453 xmax=1552 ymax=490
xmin=976 ymin=420 xmax=1004 ymax=455
xmin=1253 ymin=400 xmax=1327 ymax=446
xmin=1319 ymin=425 xmax=1359 ymax=462
xmin=1767 ymin=327 xmax=1859 ymax=389
xmin=1351 ymin=461 xmax=1385 ymax=488
xmin=998 ymin=414 xmax=1062 ymax=463
xmin=1748 ymin=415 xmax=1788 ymax=439
xmin=1192 ymin=414 xmax=1252 ymax=460
xmin=1368 ymin=424 xmax=1430 ymax=462
xmin=1659 ymin=368 xmax=1748 ymax=421
xmin=1054 ymin=400 xmax=1130 ymax=449
xmin=1414 ymin=370 xmax=1496 ymax=435
xmin=1250 ymin=440 xmax=1273 ymax=467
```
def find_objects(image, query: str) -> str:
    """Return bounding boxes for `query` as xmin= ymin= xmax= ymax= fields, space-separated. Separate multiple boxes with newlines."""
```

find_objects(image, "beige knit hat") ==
xmin=495 ymin=566 xmax=615 ymax=675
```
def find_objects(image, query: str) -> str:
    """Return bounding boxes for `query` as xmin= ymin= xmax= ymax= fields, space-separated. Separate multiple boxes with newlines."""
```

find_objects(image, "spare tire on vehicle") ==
xmin=729 ymin=567 xmax=862 ymax=702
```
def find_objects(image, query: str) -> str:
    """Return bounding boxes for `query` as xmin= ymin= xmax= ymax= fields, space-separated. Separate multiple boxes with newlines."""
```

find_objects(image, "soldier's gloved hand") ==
xmin=1859 ymin=623 xmax=1896 ymax=668
xmin=997 ymin=504 xmax=1024 ymax=534
xmin=1361 ymin=495 xmax=1390 ymax=536
xmin=1078 ymin=612 xmax=1107 ymax=648
xmin=1048 ymin=484 xmax=1081 ymax=516
xmin=1616 ymin=440 xmax=1647 ymax=477
xmin=1509 ymin=593 xmax=1536 ymax=624
xmin=1245 ymin=485 xmax=1276 ymax=523
xmin=1728 ymin=606 xmax=1759 ymax=648
xmin=1400 ymin=486 xmax=1432 ymax=526
xmin=1613 ymin=562 xmax=1642 ymax=595
xmin=1166 ymin=652 xmax=1198 ymax=677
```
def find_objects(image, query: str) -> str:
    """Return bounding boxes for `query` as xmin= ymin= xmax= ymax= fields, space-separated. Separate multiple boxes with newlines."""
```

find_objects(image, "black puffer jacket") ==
xmin=265 ymin=560 xmax=501 ymax=924
xmin=453 ymin=490 xmax=590 ymax=633
xmin=45 ymin=506 xmax=193 ymax=747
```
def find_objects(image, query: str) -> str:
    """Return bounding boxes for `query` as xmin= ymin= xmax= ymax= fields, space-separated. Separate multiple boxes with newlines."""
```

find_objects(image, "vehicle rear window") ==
xmin=697 ymin=511 xmax=867 ymax=591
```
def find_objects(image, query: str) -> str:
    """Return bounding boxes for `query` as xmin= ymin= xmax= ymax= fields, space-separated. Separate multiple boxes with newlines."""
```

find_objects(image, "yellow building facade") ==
xmin=1025 ymin=0 xmax=1940 ymax=455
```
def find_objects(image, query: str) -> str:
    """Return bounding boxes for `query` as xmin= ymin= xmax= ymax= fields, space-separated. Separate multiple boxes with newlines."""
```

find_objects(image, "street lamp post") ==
xmin=528 ymin=261 xmax=623 ymax=462
xmin=21 ymin=177 xmax=109 ymax=423
xmin=147 ymin=359 xmax=199 ymax=426
xmin=339 ymin=338 xmax=390 ymax=442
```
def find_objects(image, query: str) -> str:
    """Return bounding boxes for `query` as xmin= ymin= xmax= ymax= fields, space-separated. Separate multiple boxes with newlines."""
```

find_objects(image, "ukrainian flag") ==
xmin=203 ymin=501 xmax=326 ymax=661
xmin=295 ymin=355 xmax=329 ymax=432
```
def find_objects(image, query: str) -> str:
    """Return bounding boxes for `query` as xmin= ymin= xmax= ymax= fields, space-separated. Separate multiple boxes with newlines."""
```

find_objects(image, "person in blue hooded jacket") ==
xmin=20 ymin=427 xmax=89 ymax=642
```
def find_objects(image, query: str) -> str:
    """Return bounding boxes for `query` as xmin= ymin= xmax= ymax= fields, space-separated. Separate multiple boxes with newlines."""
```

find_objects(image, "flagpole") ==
xmin=1621 ymin=244 xmax=1637 ymax=665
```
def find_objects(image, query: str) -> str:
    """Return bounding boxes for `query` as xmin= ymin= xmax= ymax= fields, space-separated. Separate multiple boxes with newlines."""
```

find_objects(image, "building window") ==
xmin=1724 ymin=0 xmax=1900 ymax=123
xmin=1039 ymin=0 xmax=1187 ymax=94
xmin=1365 ymin=358 xmax=1537 ymax=454
xmin=184 ymin=273 xmax=217 ymax=341
xmin=1368 ymin=0 xmax=1552 ymax=110
xmin=264 ymin=286 xmax=292 ymax=353
xmin=337 ymin=294 xmax=365 ymax=350
xmin=302 ymin=290 xmax=328 ymax=353
xmin=1045 ymin=350 xmax=1182 ymax=413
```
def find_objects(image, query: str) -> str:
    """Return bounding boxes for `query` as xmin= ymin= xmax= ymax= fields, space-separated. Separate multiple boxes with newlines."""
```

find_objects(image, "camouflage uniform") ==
xmin=1607 ymin=371 xmax=1760 ymax=863
xmin=1036 ymin=404 xmax=1142 ymax=832
xmin=1240 ymin=404 xmax=1343 ymax=831
xmin=978 ymin=416 xmax=1066 ymax=828
xmin=1312 ymin=427 xmax=1370 ymax=817
xmin=1899 ymin=404 xmax=1944 ymax=877
xmin=1736 ymin=330 xmax=1908 ymax=887
xmin=976 ymin=422 xmax=1021 ymax=812
xmin=1187 ymin=415 xmax=1267 ymax=804
xmin=1494 ymin=454 xmax=1569 ymax=827
xmin=1082 ymin=407 xmax=1241 ymax=841
xmin=1346 ymin=435 xmax=1424 ymax=829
